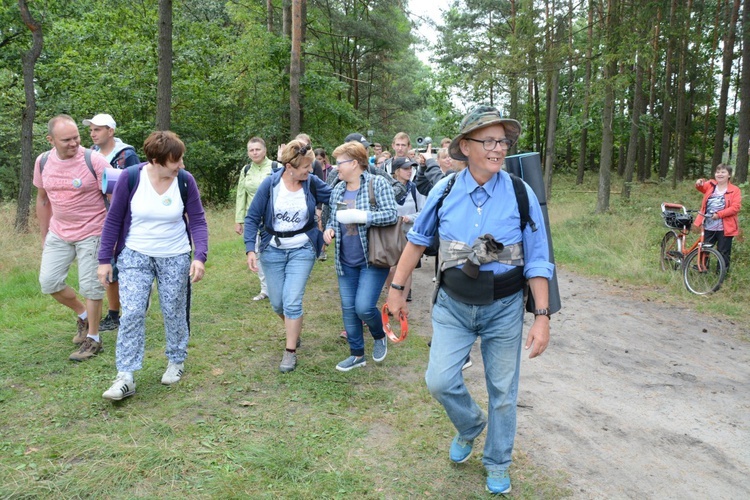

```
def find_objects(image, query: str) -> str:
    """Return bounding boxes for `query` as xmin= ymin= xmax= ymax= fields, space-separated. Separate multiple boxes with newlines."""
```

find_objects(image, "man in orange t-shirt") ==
xmin=33 ymin=114 xmax=110 ymax=361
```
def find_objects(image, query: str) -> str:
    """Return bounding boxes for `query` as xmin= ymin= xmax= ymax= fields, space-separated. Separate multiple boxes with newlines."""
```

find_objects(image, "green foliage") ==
xmin=1 ymin=0 xmax=456 ymax=206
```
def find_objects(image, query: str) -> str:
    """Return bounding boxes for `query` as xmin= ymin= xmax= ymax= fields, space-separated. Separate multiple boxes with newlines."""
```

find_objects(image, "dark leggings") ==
xmin=704 ymin=230 xmax=733 ymax=272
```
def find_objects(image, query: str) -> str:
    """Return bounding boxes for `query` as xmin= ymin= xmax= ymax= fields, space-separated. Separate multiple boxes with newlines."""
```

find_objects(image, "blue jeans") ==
xmin=260 ymin=243 xmax=316 ymax=319
xmin=337 ymin=263 xmax=389 ymax=356
xmin=425 ymin=288 xmax=524 ymax=473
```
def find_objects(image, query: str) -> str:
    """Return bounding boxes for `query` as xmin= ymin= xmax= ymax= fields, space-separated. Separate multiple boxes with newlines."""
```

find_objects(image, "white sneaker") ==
xmin=161 ymin=362 xmax=184 ymax=385
xmin=102 ymin=373 xmax=136 ymax=401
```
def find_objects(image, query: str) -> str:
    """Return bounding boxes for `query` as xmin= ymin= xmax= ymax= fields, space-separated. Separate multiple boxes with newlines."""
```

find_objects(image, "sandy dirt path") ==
xmin=408 ymin=263 xmax=750 ymax=499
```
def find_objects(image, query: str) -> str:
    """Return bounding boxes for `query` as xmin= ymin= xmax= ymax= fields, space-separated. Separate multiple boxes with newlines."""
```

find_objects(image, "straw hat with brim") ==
xmin=448 ymin=106 xmax=522 ymax=161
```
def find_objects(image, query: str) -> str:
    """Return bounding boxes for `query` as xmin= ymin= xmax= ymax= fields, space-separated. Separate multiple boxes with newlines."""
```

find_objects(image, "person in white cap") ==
xmin=83 ymin=114 xmax=140 ymax=170
xmin=82 ymin=113 xmax=141 ymax=332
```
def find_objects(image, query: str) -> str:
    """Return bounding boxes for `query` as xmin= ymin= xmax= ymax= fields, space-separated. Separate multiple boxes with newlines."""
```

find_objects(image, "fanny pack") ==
xmin=440 ymin=266 xmax=525 ymax=305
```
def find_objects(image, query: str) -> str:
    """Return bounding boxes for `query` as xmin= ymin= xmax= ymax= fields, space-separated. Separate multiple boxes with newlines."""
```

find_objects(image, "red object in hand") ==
xmin=382 ymin=303 xmax=408 ymax=343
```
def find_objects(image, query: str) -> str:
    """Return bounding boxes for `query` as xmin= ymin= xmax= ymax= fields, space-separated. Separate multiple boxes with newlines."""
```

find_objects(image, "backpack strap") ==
xmin=245 ymin=161 xmax=280 ymax=176
xmin=39 ymin=151 xmax=51 ymax=174
xmin=177 ymin=168 xmax=189 ymax=212
xmin=508 ymin=173 xmax=537 ymax=232
xmin=83 ymin=149 xmax=110 ymax=210
xmin=40 ymin=149 xmax=108 ymax=209
xmin=368 ymin=177 xmax=376 ymax=207
xmin=126 ymin=164 xmax=140 ymax=192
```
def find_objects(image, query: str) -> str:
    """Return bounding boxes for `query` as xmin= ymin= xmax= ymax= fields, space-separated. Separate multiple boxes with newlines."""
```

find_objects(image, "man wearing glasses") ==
xmin=386 ymin=106 xmax=554 ymax=495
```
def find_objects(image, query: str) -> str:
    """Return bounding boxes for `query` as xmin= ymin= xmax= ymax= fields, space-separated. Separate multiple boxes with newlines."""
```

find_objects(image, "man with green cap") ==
xmin=386 ymin=105 xmax=554 ymax=494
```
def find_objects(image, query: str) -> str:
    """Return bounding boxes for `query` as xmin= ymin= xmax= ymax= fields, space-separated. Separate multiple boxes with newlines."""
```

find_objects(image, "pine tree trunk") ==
xmin=658 ymin=0 xmax=678 ymax=180
xmin=711 ymin=0 xmax=741 ymax=169
xmin=736 ymin=0 xmax=750 ymax=182
xmin=622 ymin=55 xmax=643 ymax=199
xmin=597 ymin=0 xmax=618 ymax=214
xmin=289 ymin=0 xmax=302 ymax=136
xmin=672 ymin=0 xmax=692 ymax=188
xmin=577 ymin=0 xmax=593 ymax=185
xmin=156 ymin=0 xmax=172 ymax=131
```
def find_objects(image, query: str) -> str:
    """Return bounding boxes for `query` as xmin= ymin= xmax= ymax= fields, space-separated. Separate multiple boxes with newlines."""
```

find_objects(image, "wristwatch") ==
xmin=533 ymin=308 xmax=551 ymax=319
xmin=390 ymin=283 xmax=406 ymax=291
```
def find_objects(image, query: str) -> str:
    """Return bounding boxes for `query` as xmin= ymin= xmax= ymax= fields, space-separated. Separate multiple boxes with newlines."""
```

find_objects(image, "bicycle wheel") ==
xmin=682 ymin=246 xmax=727 ymax=295
xmin=660 ymin=231 xmax=681 ymax=271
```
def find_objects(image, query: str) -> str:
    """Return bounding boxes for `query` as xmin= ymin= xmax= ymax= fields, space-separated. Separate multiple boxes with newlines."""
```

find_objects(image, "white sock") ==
xmin=117 ymin=371 xmax=134 ymax=382
xmin=87 ymin=334 xmax=100 ymax=342
xmin=78 ymin=311 xmax=88 ymax=321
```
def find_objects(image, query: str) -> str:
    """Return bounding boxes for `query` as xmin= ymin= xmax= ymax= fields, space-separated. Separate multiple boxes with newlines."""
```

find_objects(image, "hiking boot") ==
xmin=336 ymin=355 xmax=366 ymax=372
xmin=372 ymin=337 xmax=387 ymax=362
xmin=98 ymin=313 xmax=120 ymax=332
xmin=279 ymin=351 xmax=297 ymax=373
xmin=73 ymin=318 xmax=88 ymax=344
xmin=102 ymin=373 xmax=136 ymax=401
xmin=161 ymin=362 xmax=185 ymax=385
xmin=486 ymin=470 xmax=512 ymax=494
xmin=462 ymin=355 xmax=472 ymax=370
xmin=449 ymin=434 xmax=474 ymax=463
xmin=69 ymin=337 xmax=102 ymax=361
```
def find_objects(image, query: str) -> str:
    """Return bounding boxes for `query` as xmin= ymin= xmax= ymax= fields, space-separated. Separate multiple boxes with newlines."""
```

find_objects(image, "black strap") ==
xmin=126 ymin=164 xmax=188 ymax=212
xmin=245 ymin=161 xmax=280 ymax=176
xmin=508 ymin=173 xmax=537 ymax=232
xmin=262 ymin=177 xmax=318 ymax=244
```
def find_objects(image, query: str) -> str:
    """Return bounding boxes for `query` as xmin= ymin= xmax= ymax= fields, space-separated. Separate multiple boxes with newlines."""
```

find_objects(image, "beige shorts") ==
xmin=39 ymin=232 xmax=105 ymax=300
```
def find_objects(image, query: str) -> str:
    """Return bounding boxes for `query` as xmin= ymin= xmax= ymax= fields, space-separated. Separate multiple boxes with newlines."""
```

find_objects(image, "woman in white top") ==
xmin=97 ymin=131 xmax=209 ymax=401
xmin=244 ymin=140 xmax=332 ymax=373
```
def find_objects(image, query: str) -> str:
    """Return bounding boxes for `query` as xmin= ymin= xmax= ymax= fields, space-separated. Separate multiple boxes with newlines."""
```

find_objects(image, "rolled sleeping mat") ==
xmin=505 ymin=152 xmax=561 ymax=315
xmin=102 ymin=168 xmax=123 ymax=195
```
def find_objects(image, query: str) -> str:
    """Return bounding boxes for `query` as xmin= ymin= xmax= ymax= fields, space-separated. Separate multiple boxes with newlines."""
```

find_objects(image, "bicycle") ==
xmin=659 ymin=203 xmax=727 ymax=295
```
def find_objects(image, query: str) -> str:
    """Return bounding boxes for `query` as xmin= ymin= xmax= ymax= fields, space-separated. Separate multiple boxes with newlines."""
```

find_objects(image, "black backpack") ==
xmin=424 ymin=172 xmax=536 ymax=256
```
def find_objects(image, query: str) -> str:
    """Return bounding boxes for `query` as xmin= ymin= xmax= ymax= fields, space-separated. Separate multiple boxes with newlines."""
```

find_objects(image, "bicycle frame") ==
xmin=660 ymin=203 xmax=709 ymax=266
xmin=660 ymin=202 xmax=726 ymax=294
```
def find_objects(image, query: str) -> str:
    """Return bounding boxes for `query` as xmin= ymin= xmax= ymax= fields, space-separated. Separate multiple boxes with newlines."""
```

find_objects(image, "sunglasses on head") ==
xmin=291 ymin=144 xmax=311 ymax=161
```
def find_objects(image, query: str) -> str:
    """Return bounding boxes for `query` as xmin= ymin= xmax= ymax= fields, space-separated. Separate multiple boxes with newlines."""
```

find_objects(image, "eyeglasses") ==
xmin=464 ymin=137 xmax=514 ymax=151
xmin=337 ymin=159 xmax=357 ymax=167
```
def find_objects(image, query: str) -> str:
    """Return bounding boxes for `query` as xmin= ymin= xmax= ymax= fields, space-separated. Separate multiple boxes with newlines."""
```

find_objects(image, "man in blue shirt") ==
xmin=386 ymin=106 xmax=554 ymax=495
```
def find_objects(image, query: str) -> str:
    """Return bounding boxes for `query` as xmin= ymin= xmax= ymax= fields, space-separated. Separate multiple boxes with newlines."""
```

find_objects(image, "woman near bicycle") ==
xmin=695 ymin=163 xmax=742 ymax=272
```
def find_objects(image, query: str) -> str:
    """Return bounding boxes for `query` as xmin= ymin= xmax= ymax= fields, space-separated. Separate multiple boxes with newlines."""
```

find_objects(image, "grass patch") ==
xmin=3 ymin=171 xmax=745 ymax=497
xmin=0 ymin=203 xmax=570 ymax=498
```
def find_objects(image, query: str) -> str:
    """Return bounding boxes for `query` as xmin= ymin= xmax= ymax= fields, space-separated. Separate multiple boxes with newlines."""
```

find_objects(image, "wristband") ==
xmin=534 ymin=308 xmax=551 ymax=319
xmin=390 ymin=283 xmax=405 ymax=291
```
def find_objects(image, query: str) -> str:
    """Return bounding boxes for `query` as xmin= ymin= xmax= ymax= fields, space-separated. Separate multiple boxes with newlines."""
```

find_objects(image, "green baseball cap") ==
xmin=448 ymin=106 xmax=522 ymax=161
